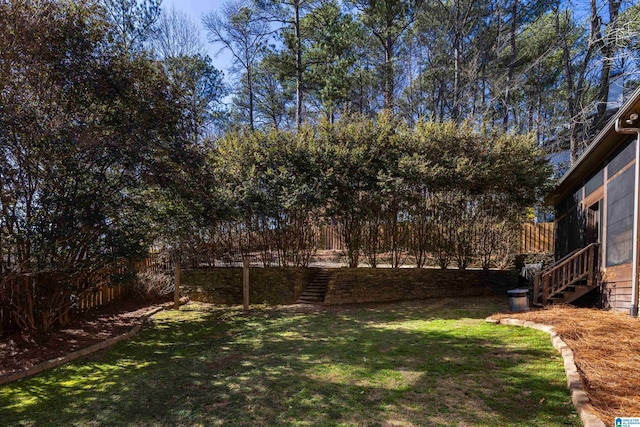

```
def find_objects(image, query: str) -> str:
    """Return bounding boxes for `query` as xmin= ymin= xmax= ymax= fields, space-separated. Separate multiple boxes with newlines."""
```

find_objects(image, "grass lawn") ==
xmin=0 ymin=297 xmax=579 ymax=426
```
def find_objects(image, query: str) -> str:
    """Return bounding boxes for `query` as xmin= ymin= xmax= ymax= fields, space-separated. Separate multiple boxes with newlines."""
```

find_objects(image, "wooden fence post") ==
xmin=174 ymin=260 xmax=181 ymax=310
xmin=243 ymin=258 xmax=249 ymax=311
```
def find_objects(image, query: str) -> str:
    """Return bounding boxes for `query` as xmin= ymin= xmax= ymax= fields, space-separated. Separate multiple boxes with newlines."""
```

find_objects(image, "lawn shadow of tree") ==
xmin=0 ymin=298 xmax=578 ymax=426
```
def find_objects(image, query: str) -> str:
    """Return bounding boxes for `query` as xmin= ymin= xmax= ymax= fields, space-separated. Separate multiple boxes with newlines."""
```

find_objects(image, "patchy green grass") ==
xmin=0 ymin=297 xmax=579 ymax=426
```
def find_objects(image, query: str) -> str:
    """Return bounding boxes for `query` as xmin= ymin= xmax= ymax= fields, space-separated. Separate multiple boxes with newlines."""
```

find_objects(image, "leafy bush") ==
xmin=0 ymin=1 xmax=203 ymax=333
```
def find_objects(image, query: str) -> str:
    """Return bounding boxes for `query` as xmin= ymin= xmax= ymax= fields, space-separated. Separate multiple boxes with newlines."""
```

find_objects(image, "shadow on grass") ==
xmin=0 ymin=298 xmax=578 ymax=427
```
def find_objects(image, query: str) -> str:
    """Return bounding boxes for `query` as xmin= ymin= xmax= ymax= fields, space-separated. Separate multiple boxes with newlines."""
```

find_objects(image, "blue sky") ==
xmin=162 ymin=0 xmax=234 ymax=75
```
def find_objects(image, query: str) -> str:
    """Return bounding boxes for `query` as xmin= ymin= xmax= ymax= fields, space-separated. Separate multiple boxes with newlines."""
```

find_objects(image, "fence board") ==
xmin=316 ymin=222 xmax=555 ymax=254
xmin=135 ymin=222 xmax=555 ymax=276
xmin=518 ymin=222 xmax=555 ymax=253
xmin=76 ymin=284 xmax=125 ymax=312
xmin=0 ymin=270 xmax=128 ymax=334
xmin=317 ymin=225 xmax=345 ymax=250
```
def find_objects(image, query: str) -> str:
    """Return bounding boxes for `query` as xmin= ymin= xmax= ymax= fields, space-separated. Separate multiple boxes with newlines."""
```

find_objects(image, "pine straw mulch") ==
xmin=489 ymin=306 xmax=640 ymax=425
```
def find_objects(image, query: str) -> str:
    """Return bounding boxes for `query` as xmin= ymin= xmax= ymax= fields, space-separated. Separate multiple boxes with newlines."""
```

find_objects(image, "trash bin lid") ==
xmin=507 ymin=288 xmax=529 ymax=295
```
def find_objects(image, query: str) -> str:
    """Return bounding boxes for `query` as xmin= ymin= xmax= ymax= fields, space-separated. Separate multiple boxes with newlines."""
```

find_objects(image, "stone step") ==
xmin=298 ymin=296 xmax=324 ymax=303
xmin=298 ymin=293 xmax=324 ymax=299
xmin=303 ymin=284 xmax=324 ymax=290
xmin=301 ymin=292 xmax=325 ymax=298
xmin=299 ymin=290 xmax=326 ymax=297
xmin=296 ymin=269 xmax=329 ymax=304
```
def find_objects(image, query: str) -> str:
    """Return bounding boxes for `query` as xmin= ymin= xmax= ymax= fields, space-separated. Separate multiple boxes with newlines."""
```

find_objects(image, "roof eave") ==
xmin=544 ymin=87 xmax=640 ymax=206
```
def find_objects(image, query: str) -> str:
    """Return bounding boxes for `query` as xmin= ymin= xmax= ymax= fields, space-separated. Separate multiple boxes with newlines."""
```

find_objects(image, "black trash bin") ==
xmin=507 ymin=288 xmax=529 ymax=312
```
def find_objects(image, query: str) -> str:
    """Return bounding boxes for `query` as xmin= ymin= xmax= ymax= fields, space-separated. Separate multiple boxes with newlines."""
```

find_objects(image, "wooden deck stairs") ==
xmin=533 ymin=243 xmax=600 ymax=306
xmin=297 ymin=269 xmax=329 ymax=304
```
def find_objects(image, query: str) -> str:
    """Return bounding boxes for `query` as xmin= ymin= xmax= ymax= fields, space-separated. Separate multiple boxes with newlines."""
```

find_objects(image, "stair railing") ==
xmin=533 ymin=242 xmax=600 ymax=305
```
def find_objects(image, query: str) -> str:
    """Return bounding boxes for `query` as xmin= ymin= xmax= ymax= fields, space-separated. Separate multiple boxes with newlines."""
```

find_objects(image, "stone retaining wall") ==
xmin=182 ymin=267 xmax=518 ymax=306
xmin=182 ymin=267 xmax=318 ymax=305
xmin=324 ymin=268 xmax=519 ymax=305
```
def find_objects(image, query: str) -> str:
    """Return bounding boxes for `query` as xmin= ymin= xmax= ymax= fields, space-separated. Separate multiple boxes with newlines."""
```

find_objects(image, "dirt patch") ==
xmin=0 ymin=296 xmax=172 ymax=376
xmin=489 ymin=305 xmax=640 ymax=424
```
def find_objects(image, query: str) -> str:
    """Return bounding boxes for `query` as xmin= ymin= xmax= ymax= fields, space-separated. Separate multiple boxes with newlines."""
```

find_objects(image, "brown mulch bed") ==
xmin=489 ymin=306 xmax=640 ymax=425
xmin=0 ymin=296 xmax=172 ymax=376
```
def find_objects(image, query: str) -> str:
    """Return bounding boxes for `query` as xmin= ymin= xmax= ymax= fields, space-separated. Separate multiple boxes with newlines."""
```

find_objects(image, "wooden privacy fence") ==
xmin=76 ymin=284 xmax=125 ymax=311
xmin=136 ymin=252 xmax=174 ymax=272
xmin=316 ymin=222 xmax=555 ymax=254
xmin=0 ymin=270 xmax=128 ymax=334
xmin=517 ymin=222 xmax=555 ymax=254
xmin=316 ymin=225 xmax=345 ymax=250
xmin=1 ymin=297 xmax=8 ymax=334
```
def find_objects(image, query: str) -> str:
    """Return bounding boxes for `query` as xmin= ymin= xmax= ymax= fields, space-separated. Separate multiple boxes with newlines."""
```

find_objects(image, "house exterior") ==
xmin=543 ymin=86 xmax=640 ymax=315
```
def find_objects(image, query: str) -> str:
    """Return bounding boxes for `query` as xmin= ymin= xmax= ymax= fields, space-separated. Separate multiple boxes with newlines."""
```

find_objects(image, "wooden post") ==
xmin=243 ymin=258 xmax=249 ymax=311
xmin=542 ymin=275 xmax=549 ymax=305
xmin=174 ymin=260 xmax=181 ymax=310
xmin=588 ymin=244 xmax=595 ymax=286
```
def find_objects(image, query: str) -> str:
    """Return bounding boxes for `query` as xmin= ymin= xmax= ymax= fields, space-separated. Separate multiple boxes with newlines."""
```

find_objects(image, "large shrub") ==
xmin=196 ymin=115 xmax=551 ymax=269
xmin=0 ymin=1 xmax=204 ymax=334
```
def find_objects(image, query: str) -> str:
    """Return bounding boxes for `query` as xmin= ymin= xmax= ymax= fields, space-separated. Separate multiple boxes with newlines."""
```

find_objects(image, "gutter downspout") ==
xmin=615 ymin=116 xmax=640 ymax=317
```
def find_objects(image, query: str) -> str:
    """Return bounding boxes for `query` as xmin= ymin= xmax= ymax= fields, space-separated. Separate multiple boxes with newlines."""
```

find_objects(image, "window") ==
xmin=606 ymin=165 xmax=635 ymax=267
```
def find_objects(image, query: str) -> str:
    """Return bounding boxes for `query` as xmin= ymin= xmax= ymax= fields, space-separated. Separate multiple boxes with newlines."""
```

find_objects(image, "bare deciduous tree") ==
xmin=152 ymin=5 xmax=206 ymax=59
xmin=203 ymin=0 xmax=272 ymax=131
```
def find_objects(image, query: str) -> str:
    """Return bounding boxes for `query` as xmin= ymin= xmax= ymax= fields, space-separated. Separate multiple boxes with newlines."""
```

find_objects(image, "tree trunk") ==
xmin=503 ymin=0 xmax=517 ymax=130
xmin=596 ymin=0 xmax=621 ymax=115
xmin=557 ymin=6 xmax=577 ymax=164
xmin=453 ymin=35 xmax=461 ymax=123
xmin=295 ymin=0 xmax=303 ymax=129
xmin=384 ymin=35 xmax=394 ymax=112
xmin=247 ymin=65 xmax=255 ymax=131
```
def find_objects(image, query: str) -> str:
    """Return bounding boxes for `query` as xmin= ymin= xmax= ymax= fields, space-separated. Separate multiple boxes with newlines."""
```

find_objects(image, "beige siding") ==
xmin=602 ymin=264 xmax=633 ymax=311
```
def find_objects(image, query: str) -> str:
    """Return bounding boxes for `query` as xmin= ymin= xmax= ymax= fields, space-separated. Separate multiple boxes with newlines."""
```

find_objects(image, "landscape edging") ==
xmin=485 ymin=317 xmax=605 ymax=427
xmin=0 ymin=298 xmax=189 ymax=386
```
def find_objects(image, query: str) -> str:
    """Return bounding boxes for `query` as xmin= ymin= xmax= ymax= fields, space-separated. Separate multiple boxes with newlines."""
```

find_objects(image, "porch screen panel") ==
xmin=555 ymin=191 xmax=582 ymax=259
xmin=567 ymin=203 xmax=583 ymax=253
xmin=585 ymin=169 xmax=604 ymax=196
xmin=608 ymin=138 xmax=636 ymax=177
xmin=556 ymin=214 xmax=568 ymax=259
xmin=606 ymin=165 xmax=635 ymax=267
